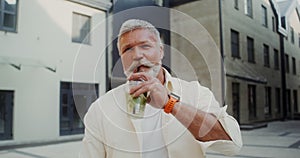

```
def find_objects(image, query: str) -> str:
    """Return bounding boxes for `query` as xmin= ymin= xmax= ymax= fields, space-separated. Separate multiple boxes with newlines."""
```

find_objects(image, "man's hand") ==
xmin=128 ymin=72 xmax=168 ymax=109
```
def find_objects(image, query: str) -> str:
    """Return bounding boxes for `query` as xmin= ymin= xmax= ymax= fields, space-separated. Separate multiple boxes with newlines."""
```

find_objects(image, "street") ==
xmin=0 ymin=121 xmax=299 ymax=158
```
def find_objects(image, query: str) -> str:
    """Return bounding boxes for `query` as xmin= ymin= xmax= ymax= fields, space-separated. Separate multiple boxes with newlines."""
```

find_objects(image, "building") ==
xmin=171 ymin=0 xmax=300 ymax=124
xmin=1 ymin=0 xmax=299 ymax=148
xmin=0 ymin=0 xmax=111 ymax=146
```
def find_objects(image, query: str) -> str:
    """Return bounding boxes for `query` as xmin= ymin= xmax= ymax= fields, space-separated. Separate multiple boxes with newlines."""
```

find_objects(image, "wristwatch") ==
xmin=164 ymin=93 xmax=180 ymax=114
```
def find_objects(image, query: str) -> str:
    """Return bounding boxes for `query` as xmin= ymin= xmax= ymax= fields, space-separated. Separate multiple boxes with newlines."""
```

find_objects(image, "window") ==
xmin=264 ymin=87 xmax=272 ymax=117
xmin=275 ymin=88 xmax=281 ymax=114
xmin=232 ymin=82 xmax=240 ymax=122
xmin=293 ymin=90 xmax=298 ymax=113
xmin=298 ymin=33 xmax=300 ymax=48
xmin=248 ymin=84 xmax=256 ymax=120
xmin=272 ymin=17 xmax=277 ymax=32
xmin=274 ymin=49 xmax=279 ymax=70
xmin=292 ymin=57 xmax=296 ymax=75
xmin=247 ymin=36 xmax=255 ymax=63
xmin=0 ymin=0 xmax=18 ymax=32
xmin=72 ymin=12 xmax=91 ymax=44
xmin=263 ymin=44 xmax=270 ymax=67
xmin=60 ymin=82 xmax=99 ymax=135
xmin=287 ymin=89 xmax=291 ymax=116
xmin=245 ymin=0 xmax=253 ymax=17
xmin=0 ymin=90 xmax=13 ymax=140
xmin=234 ymin=0 xmax=239 ymax=9
xmin=231 ymin=29 xmax=240 ymax=58
xmin=291 ymin=27 xmax=294 ymax=44
xmin=262 ymin=5 xmax=268 ymax=27
xmin=285 ymin=54 xmax=289 ymax=73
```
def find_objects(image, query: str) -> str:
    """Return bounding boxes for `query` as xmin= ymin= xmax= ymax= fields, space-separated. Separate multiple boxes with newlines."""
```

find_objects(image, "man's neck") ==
xmin=157 ymin=68 xmax=165 ymax=85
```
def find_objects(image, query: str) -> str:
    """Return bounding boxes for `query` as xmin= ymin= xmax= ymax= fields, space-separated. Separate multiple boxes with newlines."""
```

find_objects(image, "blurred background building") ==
xmin=0 ymin=0 xmax=299 ymax=147
xmin=0 ymin=0 xmax=111 ymax=146
xmin=170 ymin=0 xmax=300 ymax=125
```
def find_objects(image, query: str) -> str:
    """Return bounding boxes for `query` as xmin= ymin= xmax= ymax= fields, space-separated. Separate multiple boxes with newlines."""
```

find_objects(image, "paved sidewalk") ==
xmin=0 ymin=141 xmax=81 ymax=158
xmin=208 ymin=120 xmax=300 ymax=158
xmin=0 ymin=121 xmax=299 ymax=158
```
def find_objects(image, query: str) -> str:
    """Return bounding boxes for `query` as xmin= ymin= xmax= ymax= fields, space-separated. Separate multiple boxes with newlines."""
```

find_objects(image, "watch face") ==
xmin=170 ymin=92 xmax=180 ymax=101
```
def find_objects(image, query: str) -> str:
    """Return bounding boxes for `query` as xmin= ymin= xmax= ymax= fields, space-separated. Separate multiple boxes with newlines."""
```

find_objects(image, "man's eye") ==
xmin=141 ymin=45 xmax=151 ymax=49
xmin=123 ymin=47 xmax=132 ymax=53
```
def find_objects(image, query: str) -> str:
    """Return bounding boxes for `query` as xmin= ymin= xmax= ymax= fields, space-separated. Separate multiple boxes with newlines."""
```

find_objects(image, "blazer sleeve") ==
xmin=195 ymin=82 xmax=243 ymax=156
xmin=79 ymin=101 xmax=106 ymax=158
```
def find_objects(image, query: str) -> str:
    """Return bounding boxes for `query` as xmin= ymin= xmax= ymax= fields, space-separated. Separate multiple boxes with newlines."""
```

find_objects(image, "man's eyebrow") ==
xmin=122 ymin=41 xmax=152 ymax=50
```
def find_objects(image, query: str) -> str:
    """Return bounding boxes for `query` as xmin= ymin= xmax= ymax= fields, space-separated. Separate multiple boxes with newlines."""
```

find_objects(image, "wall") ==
xmin=0 ymin=0 xmax=107 ymax=144
xmin=170 ymin=0 xmax=223 ymax=104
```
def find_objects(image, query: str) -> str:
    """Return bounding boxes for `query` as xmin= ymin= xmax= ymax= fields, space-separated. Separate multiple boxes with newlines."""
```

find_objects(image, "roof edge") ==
xmin=66 ymin=0 xmax=112 ymax=11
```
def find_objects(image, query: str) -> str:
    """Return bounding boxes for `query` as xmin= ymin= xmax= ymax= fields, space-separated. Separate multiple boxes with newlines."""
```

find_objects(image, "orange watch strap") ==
xmin=164 ymin=95 xmax=179 ymax=114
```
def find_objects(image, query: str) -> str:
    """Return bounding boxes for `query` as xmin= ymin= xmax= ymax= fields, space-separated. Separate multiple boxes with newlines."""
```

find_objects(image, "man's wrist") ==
xmin=164 ymin=93 xmax=180 ymax=114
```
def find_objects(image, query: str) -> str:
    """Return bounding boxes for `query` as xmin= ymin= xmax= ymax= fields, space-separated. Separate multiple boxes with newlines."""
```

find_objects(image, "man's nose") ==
xmin=133 ymin=48 xmax=143 ymax=60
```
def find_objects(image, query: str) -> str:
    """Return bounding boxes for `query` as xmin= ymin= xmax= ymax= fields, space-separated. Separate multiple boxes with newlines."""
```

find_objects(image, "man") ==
xmin=80 ymin=19 xmax=242 ymax=158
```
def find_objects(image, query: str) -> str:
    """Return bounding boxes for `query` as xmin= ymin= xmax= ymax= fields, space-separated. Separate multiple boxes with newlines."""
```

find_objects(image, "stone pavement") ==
xmin=0 ymin=121 xmax=299 ymax=158
xmin=207 ymin=120 xmax=300 ymax=158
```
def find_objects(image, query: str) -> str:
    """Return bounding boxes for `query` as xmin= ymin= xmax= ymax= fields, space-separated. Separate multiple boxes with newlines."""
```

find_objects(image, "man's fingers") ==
xmin=129 ymin=79 xmax=156 ymax=97
xmin=128 ymin=72 xmax=151 ymax=81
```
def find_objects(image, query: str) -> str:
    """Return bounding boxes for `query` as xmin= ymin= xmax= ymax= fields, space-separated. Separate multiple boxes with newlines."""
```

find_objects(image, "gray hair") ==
xmin=117 ymin=19 xmax=162 ymax=52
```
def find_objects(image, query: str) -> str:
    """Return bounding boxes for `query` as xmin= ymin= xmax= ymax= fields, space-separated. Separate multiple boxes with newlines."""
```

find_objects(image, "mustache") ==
xmin=124 ymin=59 xmax=161 ymax=76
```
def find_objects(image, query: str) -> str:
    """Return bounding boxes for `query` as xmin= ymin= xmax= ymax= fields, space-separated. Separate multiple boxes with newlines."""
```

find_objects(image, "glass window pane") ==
xmin=3 ymin=13 xmax=15 ymax=28
xmin=72 ymin=13 xmax=91 ymax=44
xmin=0 ymin=11 xmax=2 ymax=25
xmin=0 ymin=94 xmax=5 ymax=134
xmin=4 ymin=0 xmax=17 ymax=12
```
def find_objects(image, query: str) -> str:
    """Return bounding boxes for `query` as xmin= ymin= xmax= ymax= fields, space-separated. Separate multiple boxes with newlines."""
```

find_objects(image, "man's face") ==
xmin=119 ymin=28 xmax=163 ymax=78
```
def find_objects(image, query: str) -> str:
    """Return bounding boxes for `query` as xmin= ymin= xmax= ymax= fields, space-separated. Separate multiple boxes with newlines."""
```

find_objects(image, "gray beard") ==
xmin=124 ymin=60 xmax=161 ymax=78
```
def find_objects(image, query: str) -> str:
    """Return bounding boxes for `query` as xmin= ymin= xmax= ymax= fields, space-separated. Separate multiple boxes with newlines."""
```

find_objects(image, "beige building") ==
xmin=0 ymin=0 xmax=111 ymax=146
xmin=171 ymin=0 xmax=300 ymax=124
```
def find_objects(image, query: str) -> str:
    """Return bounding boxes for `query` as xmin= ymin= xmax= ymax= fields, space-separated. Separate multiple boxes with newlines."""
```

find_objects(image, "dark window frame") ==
xmin=298 ymin=33 xmax=300 ymax=48
xmin=285 ymin=54 xmax=290 ymax=73
xmin=248 ymin=84 xmax=257 ymax=120
xmin=232 ymin=82 xmax=240 ymax=122
xmin=275 ymin=88 xmax=281 ymax=114
xmin=274 ymin=49 xmax=279 ymax=70
xmin=291 ymin=27 xmax=295 ymax=44
xmin=0 ymin=90 xmax=14 ymax=140
xmin=272 ymin=16 xmax=277 ymax=32
xmin=0 ymin=0 xmax=19 ymax=32
xmin=292 ymin=57 xmax=296 ymax=75
xmin=262 ymin=5 xmax=268 ymax=28
xmin=60 ymin=82 xmax=99 ymax=136
xmin=245 ymin=0 xmax=253 ymax=18
xmin=293 ymin=90 xmax=298 ymax=113
xmin=72 ymin=12 xmax=92 ymax=45
xmin=247 ymin=36 xmax=255 ymax=63
xmin=231 ymin=29 xmax=240 ymax=58
xmin=263 ymin=44 xmax=270 ymax=67
xmin=234 ymin=0 xmax=239 ymax=10
xmin=264 ymin=86 xmax=272 ymax=117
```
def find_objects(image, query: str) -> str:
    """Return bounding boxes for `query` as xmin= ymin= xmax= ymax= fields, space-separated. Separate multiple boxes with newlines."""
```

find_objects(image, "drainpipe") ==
xmin=279 ymin=34 xmax=287 ymax=120
xmin=105 ymin=9 xmax=110 ymax=92
xmin=218 ymin=0 xmax=225 ymax=107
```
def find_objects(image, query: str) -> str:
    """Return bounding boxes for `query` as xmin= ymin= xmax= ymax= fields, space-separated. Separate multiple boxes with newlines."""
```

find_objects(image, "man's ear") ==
xmin=160 ymin=44 xmax=164 ymax=59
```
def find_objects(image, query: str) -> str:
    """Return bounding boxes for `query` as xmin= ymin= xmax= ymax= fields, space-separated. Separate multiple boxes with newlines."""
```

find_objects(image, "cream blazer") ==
xmin=80 ymin=71 xmax=242 ymax=158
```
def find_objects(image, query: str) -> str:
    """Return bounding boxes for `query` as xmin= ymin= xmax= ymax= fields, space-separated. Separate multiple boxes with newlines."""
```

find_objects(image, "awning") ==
xmin=225 ymin=59 xmax=267 ymax=84
xmin=0 ymin=56 xmax=56 ymax=72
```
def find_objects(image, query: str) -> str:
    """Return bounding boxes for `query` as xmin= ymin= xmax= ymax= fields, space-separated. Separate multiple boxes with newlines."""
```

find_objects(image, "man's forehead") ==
xmin=119 ymin=28 xmax=158 ymax=43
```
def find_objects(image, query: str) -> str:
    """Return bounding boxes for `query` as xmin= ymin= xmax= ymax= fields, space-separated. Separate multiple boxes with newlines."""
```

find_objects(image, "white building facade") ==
xmin=0 ymin=0 xmax=111 ymax=146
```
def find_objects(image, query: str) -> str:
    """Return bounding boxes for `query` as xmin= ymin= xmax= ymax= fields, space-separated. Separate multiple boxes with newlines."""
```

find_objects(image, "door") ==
xmin=60 ymin=82 xmax=98 ymax=135
xmin=0 ymin=90 xmax=13 ymax=140
xmin=232 ymin=83 xmax=240 ymax=123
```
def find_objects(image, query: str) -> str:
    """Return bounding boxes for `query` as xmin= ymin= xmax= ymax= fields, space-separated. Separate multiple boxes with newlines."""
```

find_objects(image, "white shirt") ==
xmin=131 ymin=105 xmax=168 ymax=158
xmin=79 ymin=70 xmax=243 ymax=158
